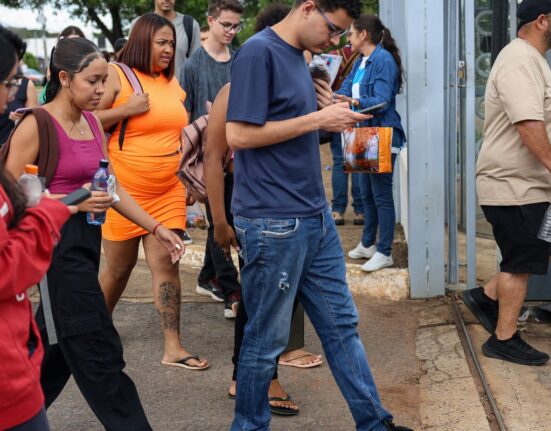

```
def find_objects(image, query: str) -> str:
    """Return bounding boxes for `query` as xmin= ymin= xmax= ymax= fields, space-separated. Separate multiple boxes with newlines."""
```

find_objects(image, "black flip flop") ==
xmin=161 ymin=355 xmax=210 ymax=371
xmin=269 ymin=396 xmax=299 ymax=416
xmin=228 ymin=393 xmax=299 ymax=416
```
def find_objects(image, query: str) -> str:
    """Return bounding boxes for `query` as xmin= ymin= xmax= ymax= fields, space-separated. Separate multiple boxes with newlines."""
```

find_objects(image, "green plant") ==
xmin=23 ymin=52 xmax=40 ymax=71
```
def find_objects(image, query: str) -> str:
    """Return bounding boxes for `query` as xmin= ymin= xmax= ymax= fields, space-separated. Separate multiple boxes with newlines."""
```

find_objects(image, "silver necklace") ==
xmin=69 ymin=118 xmax=86 ymax=135
xmin=51 ymin=106 xmax=85 ymax=136
xmin=73 ymin=123 xmax=85 ymax=135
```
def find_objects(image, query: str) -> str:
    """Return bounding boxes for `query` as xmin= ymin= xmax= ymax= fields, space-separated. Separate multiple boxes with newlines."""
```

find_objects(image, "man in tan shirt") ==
xmin=463 ymin=0 xmax=551 ymax=366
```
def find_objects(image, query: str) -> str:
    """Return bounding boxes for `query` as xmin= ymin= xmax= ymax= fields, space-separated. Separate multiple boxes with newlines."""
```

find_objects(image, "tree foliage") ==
xmin=1 ymin=0 xmax=378 ymax=46
xmin=23 ymin=52 xmax=40 ymax=69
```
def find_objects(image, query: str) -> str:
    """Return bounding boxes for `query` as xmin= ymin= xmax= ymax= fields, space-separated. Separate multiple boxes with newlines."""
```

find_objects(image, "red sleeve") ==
xmin=0 ymin=198 xmax=71 ymax=301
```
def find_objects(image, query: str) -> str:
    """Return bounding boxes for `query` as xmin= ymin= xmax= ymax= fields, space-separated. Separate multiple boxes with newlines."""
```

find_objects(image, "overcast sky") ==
xmin=0 ymin=5 xmax=109 ymax=38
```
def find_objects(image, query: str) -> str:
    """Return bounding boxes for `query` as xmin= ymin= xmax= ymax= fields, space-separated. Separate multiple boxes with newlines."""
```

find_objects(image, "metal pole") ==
xmin=406 ymin=0 xmax=446 ymax=298
xmin=38 ymin=9 xmax=48 ymax=66
xmin=465 ymin=0 xmax=477 ymax=289
xmin=446 ymin=0 xmax=459 ymax=286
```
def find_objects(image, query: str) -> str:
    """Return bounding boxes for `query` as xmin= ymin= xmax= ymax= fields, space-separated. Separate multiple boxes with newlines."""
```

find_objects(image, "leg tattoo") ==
xmin=158 ymin=282 xmax=181 ymax=331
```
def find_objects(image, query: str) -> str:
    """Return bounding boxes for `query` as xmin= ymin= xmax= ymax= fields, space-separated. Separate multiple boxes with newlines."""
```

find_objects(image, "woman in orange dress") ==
xmin=96 ymin=13 xmax=208 ymax=370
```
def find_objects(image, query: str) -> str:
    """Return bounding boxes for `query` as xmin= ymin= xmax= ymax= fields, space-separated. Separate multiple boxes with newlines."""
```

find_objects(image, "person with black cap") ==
xmin=463 ymin=0 xmax=551 ymax=366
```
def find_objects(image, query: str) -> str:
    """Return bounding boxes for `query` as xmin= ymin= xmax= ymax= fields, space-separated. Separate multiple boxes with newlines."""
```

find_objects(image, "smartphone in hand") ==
xmin=357 ymin=102 xmax=388 ymax=114
xmin=60 ymin=188 xmax=91 ymax=206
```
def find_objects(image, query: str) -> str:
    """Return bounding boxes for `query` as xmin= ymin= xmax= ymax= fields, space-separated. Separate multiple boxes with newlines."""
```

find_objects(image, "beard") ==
xmin=545 ymin=28 xmax=551 ymax=50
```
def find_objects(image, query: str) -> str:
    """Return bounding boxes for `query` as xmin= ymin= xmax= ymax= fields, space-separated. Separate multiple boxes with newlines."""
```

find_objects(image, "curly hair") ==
xmin=294 ymin=0 xmax=362 ymax=19
xmin=255 ymin=3 xmax=291 ymax=33
xmin=208 ymin=0 xmax=245 ymax=18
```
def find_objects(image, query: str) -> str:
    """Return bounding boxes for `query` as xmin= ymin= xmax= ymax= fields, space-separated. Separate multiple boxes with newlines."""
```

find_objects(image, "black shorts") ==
xmin=482 ymin=203 xmax=551 ymax=275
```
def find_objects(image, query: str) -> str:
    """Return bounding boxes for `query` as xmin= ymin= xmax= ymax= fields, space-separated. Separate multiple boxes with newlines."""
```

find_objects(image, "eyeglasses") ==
xmin=316 ymin=6 xmax=350 ymax=39
xmin=1 ymin=76 xmax=22 ymax=97
xmin=215 ymin=20 xmax=243 ymax=34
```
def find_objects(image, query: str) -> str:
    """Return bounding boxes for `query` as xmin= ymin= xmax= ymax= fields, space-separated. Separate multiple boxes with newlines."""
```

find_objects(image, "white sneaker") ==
xmin=348 ymin=243 xmax=377 ymax=259
xmin=361 ymin=252 xmax=393 ymax=272
xmin=182 ymin=230 xmax=193 ymax=245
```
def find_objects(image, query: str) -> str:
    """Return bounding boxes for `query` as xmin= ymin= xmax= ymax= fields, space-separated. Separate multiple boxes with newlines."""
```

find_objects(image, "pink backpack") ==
xmin=177 ymin=102 xmax=231 ymax=203
xmin=107 ymin=63 xmax=143 ymax=150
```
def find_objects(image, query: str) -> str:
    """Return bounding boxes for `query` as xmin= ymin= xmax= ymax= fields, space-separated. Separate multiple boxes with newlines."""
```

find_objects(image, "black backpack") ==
xmin=183 ymin=15 xmax=195 ymax=57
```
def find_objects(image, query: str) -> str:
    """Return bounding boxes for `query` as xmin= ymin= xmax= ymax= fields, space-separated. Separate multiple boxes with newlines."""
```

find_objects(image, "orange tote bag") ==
xmin=342 ymin=126 xmax=393 ymax=174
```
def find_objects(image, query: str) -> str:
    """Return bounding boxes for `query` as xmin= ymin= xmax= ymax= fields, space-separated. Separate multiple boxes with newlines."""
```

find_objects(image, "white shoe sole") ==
xmin=361 ymin=261 xmax=393 ymax=272
xmin=196 ymin=285 xmax=224 ymax=302
xmin=348 ymin=251 xmax=374 ymax=259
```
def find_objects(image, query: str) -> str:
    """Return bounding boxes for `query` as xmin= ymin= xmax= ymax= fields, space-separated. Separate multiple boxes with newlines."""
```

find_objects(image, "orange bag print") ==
xmin=342 ymin=127 xmax=393 ymax=173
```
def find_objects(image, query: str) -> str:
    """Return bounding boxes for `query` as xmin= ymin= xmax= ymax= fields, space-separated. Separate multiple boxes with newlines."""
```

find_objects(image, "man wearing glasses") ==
xmin=226 ymin=1 xmax=412 ymax=430
xmin=182 ymin=0 xmax=243 ymax=123
xmin=182 ymin=0 xmax=244 ymax=318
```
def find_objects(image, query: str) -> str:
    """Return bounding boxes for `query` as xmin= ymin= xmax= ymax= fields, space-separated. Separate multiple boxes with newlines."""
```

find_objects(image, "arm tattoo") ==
xmin=158 ymin=281 xmax=181 ymax=331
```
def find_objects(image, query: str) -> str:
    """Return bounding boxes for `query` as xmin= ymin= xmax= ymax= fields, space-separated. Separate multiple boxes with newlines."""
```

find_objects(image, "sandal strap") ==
xmin=282 ymin=353 xmax=318 ymax=362
xmin=269 ymin=395 xmax=292 ymax=402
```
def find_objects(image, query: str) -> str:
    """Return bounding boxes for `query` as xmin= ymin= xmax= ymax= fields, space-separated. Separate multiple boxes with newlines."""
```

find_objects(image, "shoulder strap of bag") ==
xmin=0 ymin=107 xmax=59 ymax=187
xmin=115 ymin=62 xmax=144 ymax=94
xmin=110 ymin=63 xmax=143 ymax=151
xmin=183 ymin=15 xmax=194 ymax=58
xmin=333 ymin=51 xmax=361 ymax=91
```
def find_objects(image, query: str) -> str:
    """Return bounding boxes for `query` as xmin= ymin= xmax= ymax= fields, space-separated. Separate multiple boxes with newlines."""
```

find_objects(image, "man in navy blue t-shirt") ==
xmin=227 ymin=1 xmax=412 ymax=430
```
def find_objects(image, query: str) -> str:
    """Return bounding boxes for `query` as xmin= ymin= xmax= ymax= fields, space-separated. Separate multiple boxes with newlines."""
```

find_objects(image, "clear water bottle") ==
xmin=87 ymin=159 xmax=109 ymax=226
xmin=18 ymin=164 xmax=42 ymax=207
xmin=538 ymin=204 xmax=551 ymax=242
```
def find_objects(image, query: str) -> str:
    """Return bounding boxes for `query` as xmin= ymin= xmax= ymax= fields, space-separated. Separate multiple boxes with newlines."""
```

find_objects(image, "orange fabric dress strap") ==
xmin=103 ymin=65 xmax=189 ymax=241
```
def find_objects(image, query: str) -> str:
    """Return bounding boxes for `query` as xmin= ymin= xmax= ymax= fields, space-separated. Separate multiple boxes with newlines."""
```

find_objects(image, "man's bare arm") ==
xmin=516 ymin=120 xmax=551 ymax=171
xmin=226 ymin=102 xmax=371 ymax=151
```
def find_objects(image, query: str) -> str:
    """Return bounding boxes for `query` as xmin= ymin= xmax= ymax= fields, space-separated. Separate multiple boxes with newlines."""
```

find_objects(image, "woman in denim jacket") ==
xmin=335 ymin=14 xmax=405 ymax=272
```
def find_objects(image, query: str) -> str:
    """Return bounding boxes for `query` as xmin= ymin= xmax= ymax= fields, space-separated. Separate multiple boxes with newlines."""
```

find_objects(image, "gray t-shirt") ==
xmin=130 ymin=12 xmax=201 ymax=87
xmin=181 ymin=46 xmax=233 ymax=122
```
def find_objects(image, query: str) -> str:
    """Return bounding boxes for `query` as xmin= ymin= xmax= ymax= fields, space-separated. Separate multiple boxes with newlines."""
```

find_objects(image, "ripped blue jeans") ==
xmin=231 ymin=207 xmax=392 ymax=431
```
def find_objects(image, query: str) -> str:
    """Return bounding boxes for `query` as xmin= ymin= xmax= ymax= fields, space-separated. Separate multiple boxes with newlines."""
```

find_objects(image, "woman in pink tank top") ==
xmin=4 ymin=37 xmax=184 ymax=430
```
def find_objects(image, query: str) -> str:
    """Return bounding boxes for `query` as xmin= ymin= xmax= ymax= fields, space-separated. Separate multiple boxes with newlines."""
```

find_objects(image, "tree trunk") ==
xmin=108 ymin=4 xmax=124 ymax=44
xmin=81 ymin=0 xmax=123 ymax=46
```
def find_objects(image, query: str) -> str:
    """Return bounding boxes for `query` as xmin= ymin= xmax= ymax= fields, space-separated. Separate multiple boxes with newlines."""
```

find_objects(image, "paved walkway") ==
xmin=38 ymin=145 xmax=551 ymax=430
xmin=45 ymin=297 xmax=424 ymax=430
xmin=39 ymin=282 xmax=551 ymax=430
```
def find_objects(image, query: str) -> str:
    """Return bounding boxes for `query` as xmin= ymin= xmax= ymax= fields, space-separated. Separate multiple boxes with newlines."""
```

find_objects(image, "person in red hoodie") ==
xmin=0 ymin=27 xmax=72 ymax=431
